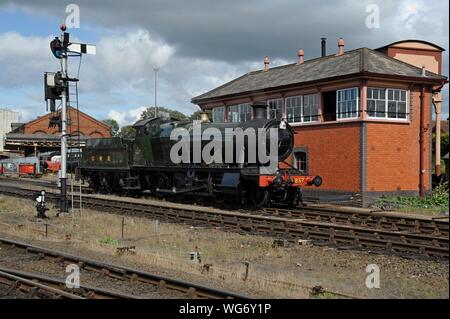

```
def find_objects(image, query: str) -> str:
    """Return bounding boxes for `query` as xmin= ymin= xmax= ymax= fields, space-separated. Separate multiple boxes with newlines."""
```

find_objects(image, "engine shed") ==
xmin=3 ymin=107 xmax=111 ymax=156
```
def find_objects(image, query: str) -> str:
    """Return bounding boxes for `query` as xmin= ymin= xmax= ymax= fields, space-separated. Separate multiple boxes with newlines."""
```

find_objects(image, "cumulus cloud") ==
xmin=0 ymin=32 xmax=56 ymax=87
xmin=108 ymin=106 xmax=146 ymax=126
xmin=0 ymin=0 xmax=448 ymax=119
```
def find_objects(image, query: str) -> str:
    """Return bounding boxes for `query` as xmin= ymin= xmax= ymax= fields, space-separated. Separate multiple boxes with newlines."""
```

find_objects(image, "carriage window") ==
xmin=267 ymin=99 xmax=282 ymax=120
xmin=293 ymin=151 xmax=307 ymax=173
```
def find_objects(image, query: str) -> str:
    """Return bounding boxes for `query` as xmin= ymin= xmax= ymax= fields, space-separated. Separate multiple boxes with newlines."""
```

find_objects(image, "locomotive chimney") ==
xmin=251 ymin=101 xmax=268 ymax=119
xmin=321 ymin=38 xmax=326 ymax=57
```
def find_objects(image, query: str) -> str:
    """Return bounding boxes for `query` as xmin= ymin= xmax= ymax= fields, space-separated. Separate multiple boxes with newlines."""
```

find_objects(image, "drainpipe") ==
xmin=432 ymin=81 xmax=446 ymax=176
xmin=419 ymin=85 xmax=426 ymax=197
xmin=433 ymin=97 xmax=441 ymax=175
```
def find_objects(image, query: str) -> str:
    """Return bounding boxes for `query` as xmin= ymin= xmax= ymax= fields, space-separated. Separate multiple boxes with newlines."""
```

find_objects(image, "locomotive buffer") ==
xmin=45 ymin=24 xmax=96 ymax=214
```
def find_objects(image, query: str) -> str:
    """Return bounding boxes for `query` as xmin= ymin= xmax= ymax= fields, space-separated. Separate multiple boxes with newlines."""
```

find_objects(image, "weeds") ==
xmin=98 ymin=236 xmax=119 ymax=246
xmin=374 ymin=182 xmax=449 ymax=213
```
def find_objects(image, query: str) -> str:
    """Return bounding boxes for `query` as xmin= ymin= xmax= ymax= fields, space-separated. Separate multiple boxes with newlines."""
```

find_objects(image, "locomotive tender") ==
xmin=78 ymin=102 xmax=322 ymax=207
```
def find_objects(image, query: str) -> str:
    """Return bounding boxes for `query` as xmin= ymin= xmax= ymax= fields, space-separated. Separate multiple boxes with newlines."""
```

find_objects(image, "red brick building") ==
xmin=192 ymin=39 xmax=447 ymax=206
xmin=5 ymin=107 xmax=111 ymax=155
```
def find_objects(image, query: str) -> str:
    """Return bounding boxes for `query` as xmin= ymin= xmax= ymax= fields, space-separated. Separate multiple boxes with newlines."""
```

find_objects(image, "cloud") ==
xmin=0 ymin=32 xmax=57 ymax=87
xmin=0 ymin=0 xmax=448 ymax=119
xmin=2 ymin=0 xmax=447 ymax=60
xmin=108 ymin=106 xmax=146 ymax=126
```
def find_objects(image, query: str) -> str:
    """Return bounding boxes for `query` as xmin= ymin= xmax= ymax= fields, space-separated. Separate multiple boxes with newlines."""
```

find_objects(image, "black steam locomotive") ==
xmin=78 ymin=102 xmax=322 ymax=207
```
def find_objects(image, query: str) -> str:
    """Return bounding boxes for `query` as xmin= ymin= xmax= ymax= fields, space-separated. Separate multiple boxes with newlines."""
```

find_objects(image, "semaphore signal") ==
xmin=44 ymin=24 xmax=96 ymax=214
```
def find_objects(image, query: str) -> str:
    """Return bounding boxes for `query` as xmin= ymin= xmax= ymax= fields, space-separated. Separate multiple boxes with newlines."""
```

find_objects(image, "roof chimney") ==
xmin=337 ymin=38 xmax=345 ymax=56
xmin=321 ymin=38 xmax=327 ymax=57
xmin=298 ymin=49 xmax=304 ymax=64
xmin=263 ymin=56 xmax=270 ymax=72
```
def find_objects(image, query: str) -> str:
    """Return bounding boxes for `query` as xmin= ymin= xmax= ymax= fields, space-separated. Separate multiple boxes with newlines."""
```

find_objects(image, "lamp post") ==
xmin=153 ymin=68 xmax=159 ymax=117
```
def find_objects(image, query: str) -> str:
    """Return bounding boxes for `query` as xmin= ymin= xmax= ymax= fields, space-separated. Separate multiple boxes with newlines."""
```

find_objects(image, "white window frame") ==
xmin=336 ymin=87 xmax=359 ymax=120
xmin=267 ymin=99 xmax=282 ymax=120
xmin=212 ymin=106 xmax=225 ymax=123
xmin=228 ymin=103 xmax=252 ymax=123
xmin=286 ymin=96 xmax=302 ymax=124
xmin=228 ymin=105 xmax=240 ymax=123
xmin=239 ymin=103 xmax=252 ymax=122
xmin=366 ymin=87 xmax=409 ymax=120
xmin=285 ymin=94 xmax=319 ymax=124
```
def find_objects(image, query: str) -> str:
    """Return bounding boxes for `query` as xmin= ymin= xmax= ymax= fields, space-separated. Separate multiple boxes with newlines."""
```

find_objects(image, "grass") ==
xmin=0 ymin=194 xmax=312 ymax=298
xmin=0 ymin=193 xmax=447 ymax=299
xmin=98 ymin=236 xmax=119 ymax=246
xmin=373 ymin=182 xmax=449 ymax=215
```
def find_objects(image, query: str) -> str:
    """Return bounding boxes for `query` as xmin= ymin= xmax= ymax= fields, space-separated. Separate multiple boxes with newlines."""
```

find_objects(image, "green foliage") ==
xmin=98 ymin=236 xmax=119 ymax=246
xmin=118 ymin=125 xmax=136 ymax=138
xmin=432 ymin=131 xmax=449 ymax=155
xmin=103 ymin=119 xmax=120 ymax=137
xmin=375 ymin=181 xmax=449 ymax=211
xmin=141 ymin=106 xmax=188 ymax=121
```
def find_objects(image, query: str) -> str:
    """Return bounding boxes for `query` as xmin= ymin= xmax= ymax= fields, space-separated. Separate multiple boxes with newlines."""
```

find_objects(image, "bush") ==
xmin=375 ymin=182 xmax=448 ymax=211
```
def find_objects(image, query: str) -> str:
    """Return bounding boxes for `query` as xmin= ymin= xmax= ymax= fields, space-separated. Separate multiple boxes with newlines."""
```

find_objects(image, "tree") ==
xmin=432 ymin=131 xmax=449 ymax=156
xmin=118 ymin=125 xmax=136 ymax=138
xmin=189 ymin=109 xmax=212 ymax=121
xmin=141 ymin=106 xmax=188 ymax=121
xmin=103 ymin=119 xmax=119 ymax=137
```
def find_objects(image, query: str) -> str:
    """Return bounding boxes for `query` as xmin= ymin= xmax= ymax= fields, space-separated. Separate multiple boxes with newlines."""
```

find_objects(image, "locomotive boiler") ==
xmin=78 ymin=102 xmax=322 ymax=207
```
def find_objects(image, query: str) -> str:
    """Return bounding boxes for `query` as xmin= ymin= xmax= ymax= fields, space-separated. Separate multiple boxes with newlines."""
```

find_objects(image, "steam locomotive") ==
xmin=78 ymin=102 xmax=322 ymax=207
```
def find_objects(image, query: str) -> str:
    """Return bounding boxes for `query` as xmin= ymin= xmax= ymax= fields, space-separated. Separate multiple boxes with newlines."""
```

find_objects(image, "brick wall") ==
xmin=294 ymin=122 xmax=361 ymax=192
xmin=365 ymin=88 xmax=432 ymax=192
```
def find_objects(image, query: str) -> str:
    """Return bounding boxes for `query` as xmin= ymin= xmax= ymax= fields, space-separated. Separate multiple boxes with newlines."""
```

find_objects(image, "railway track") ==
xmin=0 ymin=184 xmax=448 ymax=259
xmin=254 ymin=207 xmax=449 ymax=238
xmin=0 ymin=267 xmax=138 ymax=299
xmin=0 ymin=236 xmax=249 ymax=299
xmin=2 ymin=176 xmax=448 ymax=237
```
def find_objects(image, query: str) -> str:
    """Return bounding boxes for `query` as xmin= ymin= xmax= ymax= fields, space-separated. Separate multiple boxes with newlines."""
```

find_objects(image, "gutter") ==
xmin=192 ymin=72 xmax=446 ymax=106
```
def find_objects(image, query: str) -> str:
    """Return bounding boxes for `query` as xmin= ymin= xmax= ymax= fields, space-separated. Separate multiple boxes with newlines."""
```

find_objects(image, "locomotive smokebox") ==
xmin=251 ymin=101 xmax=268 ymax=119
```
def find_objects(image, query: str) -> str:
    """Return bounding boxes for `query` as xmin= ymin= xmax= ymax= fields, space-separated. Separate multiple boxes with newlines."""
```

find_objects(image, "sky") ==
xmin=0 ymin=0 xmax=448 ymax=126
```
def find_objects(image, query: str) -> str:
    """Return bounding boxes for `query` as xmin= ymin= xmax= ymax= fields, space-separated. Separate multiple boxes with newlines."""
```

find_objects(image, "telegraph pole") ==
xmin=154 ymin=68 xmax=159 ymax=117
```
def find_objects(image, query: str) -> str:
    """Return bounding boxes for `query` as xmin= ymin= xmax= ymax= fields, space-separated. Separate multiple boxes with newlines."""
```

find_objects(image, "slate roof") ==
xmin=192 ymin=47 xmax=446 ymax=103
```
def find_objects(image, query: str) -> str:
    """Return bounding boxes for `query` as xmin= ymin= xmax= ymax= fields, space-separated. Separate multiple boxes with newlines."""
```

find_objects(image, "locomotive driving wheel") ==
xmin=99 ymin=176 xmax=113 ymax=194
xmin=250 ymin=184 xmax=270 ymax=208
xmin=154 ymin=173 xmax=170 ymax=199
